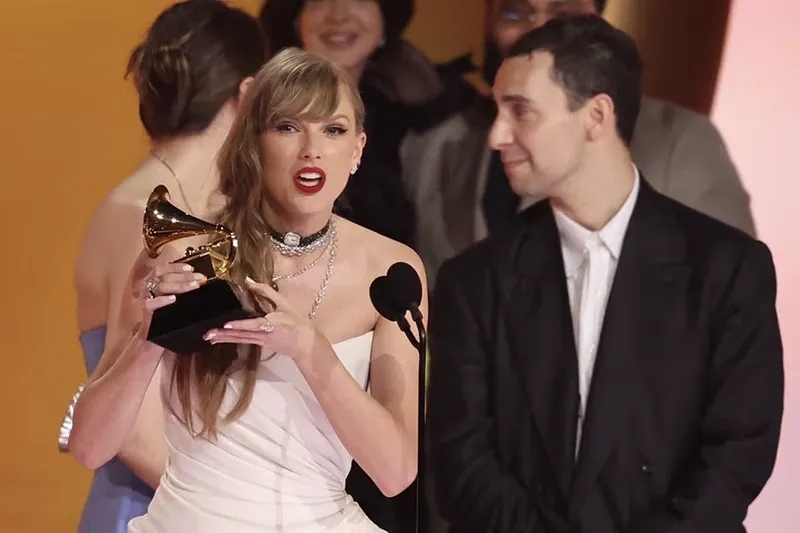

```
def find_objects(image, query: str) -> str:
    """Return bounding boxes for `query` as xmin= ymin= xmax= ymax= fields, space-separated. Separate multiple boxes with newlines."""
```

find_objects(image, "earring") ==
xmin=379 ymin=37 xmax=386 ymax=47
xmin=350 ymin=163 xmax=359 ymax=175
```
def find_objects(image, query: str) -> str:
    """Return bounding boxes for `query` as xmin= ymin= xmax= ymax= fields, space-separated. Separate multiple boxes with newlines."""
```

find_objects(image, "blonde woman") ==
xmin=69 ymin=47 xmax=425 ymax=533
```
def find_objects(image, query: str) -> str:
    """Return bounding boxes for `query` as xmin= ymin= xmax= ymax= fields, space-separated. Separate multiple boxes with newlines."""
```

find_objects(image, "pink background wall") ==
xmin=712 ymin=0 xmax=800 ymax=530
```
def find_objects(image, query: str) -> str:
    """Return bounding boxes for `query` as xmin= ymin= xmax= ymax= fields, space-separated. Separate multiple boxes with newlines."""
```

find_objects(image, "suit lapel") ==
xmin=569 ymin=182 xmax=689 ymax=513
xmin=508 ymin=203 xmax=580 ymax=499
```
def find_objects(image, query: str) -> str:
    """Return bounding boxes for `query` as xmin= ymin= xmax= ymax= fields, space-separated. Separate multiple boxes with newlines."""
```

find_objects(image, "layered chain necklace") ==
xmin=269 ymin=219 xmax=337 ymax=320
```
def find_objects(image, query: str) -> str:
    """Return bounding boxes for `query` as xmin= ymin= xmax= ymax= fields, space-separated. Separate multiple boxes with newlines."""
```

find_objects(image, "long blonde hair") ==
xmin=170 ymin=47 xmax=366 ymax=438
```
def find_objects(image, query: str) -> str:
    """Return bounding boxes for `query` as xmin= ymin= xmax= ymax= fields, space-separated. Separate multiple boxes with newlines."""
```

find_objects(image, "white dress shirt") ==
xmin=552 ymin=168 xmax=640 ymax=457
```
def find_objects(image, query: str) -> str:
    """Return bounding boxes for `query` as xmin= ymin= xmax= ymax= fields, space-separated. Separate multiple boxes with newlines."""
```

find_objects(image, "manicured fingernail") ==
xmin=223 ymin=324 xmax=233 ymax=329
xmin=245 ymin=276 xmax=255 ymax=284
xmin=167 ymin=295 xmax=176 ymax=301
xmin=181 ymin=264 xmax=193 ymax=272
xmin=204 ymin=332 xmax=216 ymax=340
xmin=189 ymin=281 xmax=198 ymax=288
xmin=193 ymin=274 xmax=206 ymax=281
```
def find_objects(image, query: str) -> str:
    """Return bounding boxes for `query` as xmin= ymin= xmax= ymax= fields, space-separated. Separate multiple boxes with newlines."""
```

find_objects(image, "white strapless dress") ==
xmin=128 ymin=331 xmax=385 ymax=533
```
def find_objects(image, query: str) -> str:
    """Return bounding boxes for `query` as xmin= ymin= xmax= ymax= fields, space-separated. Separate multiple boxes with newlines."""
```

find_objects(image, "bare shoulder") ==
xmin=78 ymin=167 xmax=159 ymax=265
xmin=75 ymin=165 xmax=163 ymax=329
xmin=336 ymin=217 xmax=428 ymax=293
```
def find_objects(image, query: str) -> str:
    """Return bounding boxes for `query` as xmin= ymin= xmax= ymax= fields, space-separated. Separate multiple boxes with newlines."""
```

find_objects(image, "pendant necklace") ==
xmin=151 ymin=151 xmax=197 ymax=216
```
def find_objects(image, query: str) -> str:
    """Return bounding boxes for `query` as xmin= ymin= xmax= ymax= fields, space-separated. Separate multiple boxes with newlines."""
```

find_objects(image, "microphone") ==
xmin=370 ymin=264 xmax=424 ymax=350
xmin=369 ymin=262 xmax=428 ymax=533
xmin=369 ymin=275 xmax=407 ymax=322
xmin=387 ymin=261 xmax=424 ymax=325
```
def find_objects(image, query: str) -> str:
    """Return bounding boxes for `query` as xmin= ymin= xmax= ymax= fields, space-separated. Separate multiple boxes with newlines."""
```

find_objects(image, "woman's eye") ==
xmin=326 ymin=125 xmax=347 ymax=135
xmin=276 ymin=123 xmax=299 ymax=133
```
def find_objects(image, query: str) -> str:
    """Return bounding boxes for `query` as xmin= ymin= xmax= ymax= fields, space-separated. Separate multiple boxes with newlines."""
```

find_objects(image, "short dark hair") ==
xmin=507 ymin=14 xmax=643 ymax=145
xmin=126 ymin=0 xmax=267 ymax=140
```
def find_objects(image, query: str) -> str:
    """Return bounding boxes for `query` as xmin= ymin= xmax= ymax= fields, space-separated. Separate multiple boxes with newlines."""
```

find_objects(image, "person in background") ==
xmin=427 ymin=15 xmax=782 ymax=533
xmin=402 ymin=0 xmax=756 ymax=290
xmin=63 ymin=1 xmax=267 ymax=531
xmin=69 ymin=46 xmax=426 ymax=533
xmin=259 ymin=2 xmax=477 ymax=530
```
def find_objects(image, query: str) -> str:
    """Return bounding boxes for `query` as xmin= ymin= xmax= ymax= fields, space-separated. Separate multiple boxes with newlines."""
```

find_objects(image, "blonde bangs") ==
xmin=253 ymin=47 xmax=364 ymax=132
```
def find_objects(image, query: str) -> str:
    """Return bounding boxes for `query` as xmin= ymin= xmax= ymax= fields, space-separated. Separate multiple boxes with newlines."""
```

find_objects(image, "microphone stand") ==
xmin=396 ymin=304 xmax=427 ymax=533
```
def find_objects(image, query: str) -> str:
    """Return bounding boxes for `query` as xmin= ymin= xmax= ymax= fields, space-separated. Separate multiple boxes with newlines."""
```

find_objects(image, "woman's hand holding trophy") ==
xmin=140 ymin=185 xmax=262 ymax=354
xmin=143 ymin=263 xmax=207 ymax=314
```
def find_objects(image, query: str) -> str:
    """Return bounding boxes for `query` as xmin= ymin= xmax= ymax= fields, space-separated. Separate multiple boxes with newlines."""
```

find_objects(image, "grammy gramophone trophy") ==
xmin=143 ymin=185 xmax=262 ymax=354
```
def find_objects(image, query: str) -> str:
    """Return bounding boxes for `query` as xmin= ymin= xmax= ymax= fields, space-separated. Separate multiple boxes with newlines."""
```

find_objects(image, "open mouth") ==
xmin=293 ymin=167 xmax=326 ymax=194
xmin=320 ymin=31 xmax=359 ymax=49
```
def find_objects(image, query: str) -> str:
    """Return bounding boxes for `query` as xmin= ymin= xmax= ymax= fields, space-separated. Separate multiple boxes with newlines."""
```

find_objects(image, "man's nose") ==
xmin=488 ymin=116 xmax=513 ymax=151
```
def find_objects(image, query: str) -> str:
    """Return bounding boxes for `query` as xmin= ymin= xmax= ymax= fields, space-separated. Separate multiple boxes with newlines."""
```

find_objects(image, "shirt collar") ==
xmin=553 ymin=166 xmax=640 ymax=278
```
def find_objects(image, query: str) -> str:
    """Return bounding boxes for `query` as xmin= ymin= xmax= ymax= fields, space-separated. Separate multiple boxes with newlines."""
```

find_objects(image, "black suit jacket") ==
xmin=427 ymin=181 xmax=783 ymax=533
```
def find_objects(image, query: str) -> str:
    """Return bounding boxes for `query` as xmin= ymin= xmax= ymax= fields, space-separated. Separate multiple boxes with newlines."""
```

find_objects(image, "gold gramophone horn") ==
xmin=143 ymin=185 xmax=238 ymax=279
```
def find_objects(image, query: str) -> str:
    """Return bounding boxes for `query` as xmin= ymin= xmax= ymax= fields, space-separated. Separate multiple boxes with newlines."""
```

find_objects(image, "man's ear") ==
xmin=583 ymin=93 xmax=615 ymax=142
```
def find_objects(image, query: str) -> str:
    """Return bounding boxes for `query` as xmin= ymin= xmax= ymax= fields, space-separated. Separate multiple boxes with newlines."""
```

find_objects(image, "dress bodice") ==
xmin=129 ymin=331 xmax=384 ymax=533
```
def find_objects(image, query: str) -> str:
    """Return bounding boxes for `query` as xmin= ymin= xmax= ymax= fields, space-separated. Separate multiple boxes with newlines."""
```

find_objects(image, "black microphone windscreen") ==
xmin=369 ymin=275 xmax=406 ymax=321
xmin=386 ymin=262 xmax=422 ymax=307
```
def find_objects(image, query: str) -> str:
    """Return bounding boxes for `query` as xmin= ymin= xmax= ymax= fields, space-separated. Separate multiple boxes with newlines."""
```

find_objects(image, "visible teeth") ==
xmin=298 ymin=172 xmax=322 ymax=182
xmin=324 ymin=33 xmax=353 ymax=45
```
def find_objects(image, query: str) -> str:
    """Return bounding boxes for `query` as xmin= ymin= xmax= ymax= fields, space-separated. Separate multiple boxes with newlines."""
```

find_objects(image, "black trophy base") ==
xmin=147 ymin=278 xmax=262 ymax=355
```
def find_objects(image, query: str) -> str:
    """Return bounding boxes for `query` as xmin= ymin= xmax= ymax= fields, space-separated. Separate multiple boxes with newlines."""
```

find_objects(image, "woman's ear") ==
xmin=238 ymin=76 xmax=254 ymax=102
xmin=354 ymin=131 xmax=367 ymax=162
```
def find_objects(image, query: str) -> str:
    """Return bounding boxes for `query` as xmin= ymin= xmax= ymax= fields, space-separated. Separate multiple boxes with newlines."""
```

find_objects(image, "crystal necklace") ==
xmin=267 ymin=220 xmax=333 ymax=257
xmin=267 ymin=219 xmax=337 ymax=320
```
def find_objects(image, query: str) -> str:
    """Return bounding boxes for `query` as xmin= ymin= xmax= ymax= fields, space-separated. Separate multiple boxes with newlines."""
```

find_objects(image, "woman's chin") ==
xmin=285 ymin=193 xmax=337 ymax=220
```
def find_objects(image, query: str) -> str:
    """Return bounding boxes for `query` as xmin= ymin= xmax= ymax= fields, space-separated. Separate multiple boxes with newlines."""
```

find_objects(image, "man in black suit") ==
xmin=426 ymin=15 xmax=783 ymax=533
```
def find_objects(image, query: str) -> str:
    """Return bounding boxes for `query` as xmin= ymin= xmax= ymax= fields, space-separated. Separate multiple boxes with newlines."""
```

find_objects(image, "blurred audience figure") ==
xmin=63 ymin=2 xmax=267 ymax=532
xmin=402 ymin=0 xmax=756 ymax=291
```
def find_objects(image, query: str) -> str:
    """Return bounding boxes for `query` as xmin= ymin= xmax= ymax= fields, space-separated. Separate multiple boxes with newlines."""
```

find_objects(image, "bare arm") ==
xmin=212 ymin=249 xmax=427 ymax=497
xmin=298 ymin=251 xmax=428 ymax=496
xmin=69 ymin=198 xmax=175 ymax=487
xmin=298 ymin=252 xmax=426 ymax=496
xmin=70 ymin=324 xmax=165 ymax=476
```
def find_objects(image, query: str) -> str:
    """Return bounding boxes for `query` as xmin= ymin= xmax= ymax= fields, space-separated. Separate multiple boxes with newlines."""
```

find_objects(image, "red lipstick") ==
xmin=293 ymin=167 xmax=326 ymax=194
